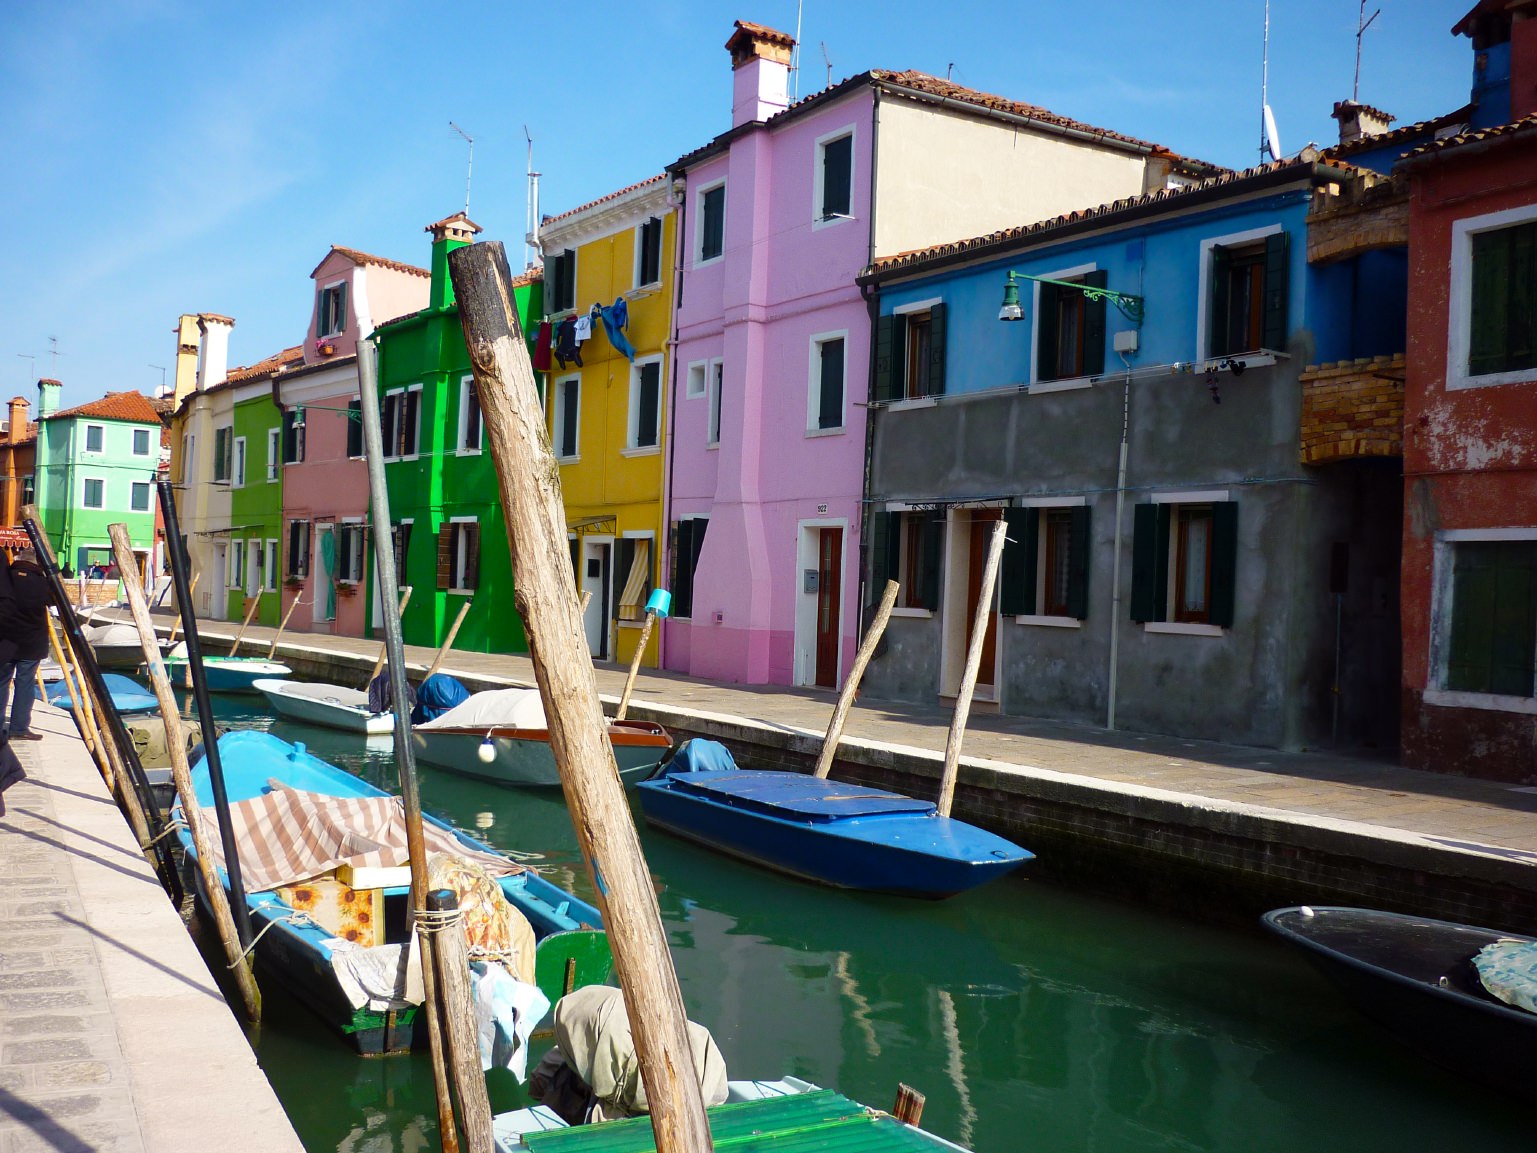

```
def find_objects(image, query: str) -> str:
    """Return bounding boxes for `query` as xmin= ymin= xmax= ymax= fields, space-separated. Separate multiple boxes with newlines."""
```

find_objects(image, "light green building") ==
xmin=227 ymin=382 xmax=286 ymax=624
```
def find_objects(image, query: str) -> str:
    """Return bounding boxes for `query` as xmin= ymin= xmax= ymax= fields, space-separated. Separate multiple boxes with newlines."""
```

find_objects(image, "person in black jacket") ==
xmin=0 ymin=547 xmax=51 ymax=740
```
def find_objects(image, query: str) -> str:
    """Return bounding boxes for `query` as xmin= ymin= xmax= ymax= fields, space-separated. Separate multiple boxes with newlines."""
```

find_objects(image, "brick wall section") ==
xmin=1306 ymin=177 xmax=1408 ymax=265
xmin=1298 ymin=354 xmax=1405 ymax=464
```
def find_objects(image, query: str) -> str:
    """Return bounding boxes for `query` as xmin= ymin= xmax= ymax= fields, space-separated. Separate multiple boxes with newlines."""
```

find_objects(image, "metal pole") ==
xmin=156 ymin=481 xmax=253 ymax=947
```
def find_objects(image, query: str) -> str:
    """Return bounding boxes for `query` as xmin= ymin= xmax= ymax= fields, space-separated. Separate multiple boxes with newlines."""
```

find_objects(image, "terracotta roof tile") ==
xmin=228 ymin=345 xmax=304 ymax=385
xmin=542 ymin=175 xmax=667 ymax=227
xmin=315 ymin=246 xmax=429 ymax=280
xmin=44 ymin=390 xmax=164 ymax=425
xmin=726 ymin=20 xmax=795 ymax=50
xmin=1321 ymin=105 xmax=1472 ymax=159
xmin=425 ymin=212 xmax=483 ymax=234
xmin=1397 ymin=113 xmax=1537 ymax=165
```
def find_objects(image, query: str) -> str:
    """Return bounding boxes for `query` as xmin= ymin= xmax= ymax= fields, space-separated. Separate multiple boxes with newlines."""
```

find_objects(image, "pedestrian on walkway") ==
xmin=0 ymin=547 xmax=51 ymax=741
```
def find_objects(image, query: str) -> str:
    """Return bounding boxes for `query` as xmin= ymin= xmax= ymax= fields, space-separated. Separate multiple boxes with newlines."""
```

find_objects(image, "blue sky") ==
xmin=1 ymin=1 xmax=1474 ymax=408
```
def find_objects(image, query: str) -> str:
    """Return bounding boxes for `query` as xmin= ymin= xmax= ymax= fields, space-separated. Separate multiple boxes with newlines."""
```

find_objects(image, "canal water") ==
xmin=190 ymin=693 xmax=1528 ymax=1153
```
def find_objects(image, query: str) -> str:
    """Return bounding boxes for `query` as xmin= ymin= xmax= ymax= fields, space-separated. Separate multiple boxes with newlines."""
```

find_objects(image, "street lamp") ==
xmin=997 ymin=270 xmax=1145 ymax=325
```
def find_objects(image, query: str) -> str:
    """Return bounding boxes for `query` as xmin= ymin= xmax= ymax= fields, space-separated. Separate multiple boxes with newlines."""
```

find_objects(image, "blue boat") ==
xmin=43 ymin=671 xmax=159 ymax=714
xmin=160 ymin=653 xmax=292 ymax=693
xmin=633 ymin=740 xmax=1032 ymax=899
xmin=177 ymin=730 xmax=614 ymax=1055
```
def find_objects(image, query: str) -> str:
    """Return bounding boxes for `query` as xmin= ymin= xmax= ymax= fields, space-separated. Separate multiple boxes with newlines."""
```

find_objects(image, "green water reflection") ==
xmin=192 ymin=693 xmax=1529 ymax=1153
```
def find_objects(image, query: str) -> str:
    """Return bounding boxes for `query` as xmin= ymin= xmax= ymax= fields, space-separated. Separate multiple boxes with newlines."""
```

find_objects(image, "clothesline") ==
xmin=536 ymin=296 xmax=635 ymax=372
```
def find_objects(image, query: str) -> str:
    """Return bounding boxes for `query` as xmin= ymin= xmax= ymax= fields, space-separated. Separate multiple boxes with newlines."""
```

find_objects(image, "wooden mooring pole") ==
xmin=936 ymin=519 xmax=1007 ymax=818
xmin=226 ymin=590 xmax=263 ymax=658
xmin=613 ymin=610 xmax=656 ymax=722
xmin=813 ymin=579 xmax=899 ymax=779
xmin=423 ymin=600 xmax=471 ymax=682
xmin=368 ymin=586 xmax=413 ymax=683
xmin=426 ymin=890 xmax=493 ymax=1151
xmin=266 ymin=592 xmax=304 ymax=659
xmin=450 ymin=239 xmax=714 ymax=1153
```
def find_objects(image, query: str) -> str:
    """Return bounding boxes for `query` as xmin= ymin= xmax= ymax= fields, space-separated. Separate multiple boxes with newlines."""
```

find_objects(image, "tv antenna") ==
xmin=1354 ymin=1 xmax=1382 ymax=104
xmin=525 ymin=125 xmax=542 ymax=269
xmin=821 ymin=42 xmax=832 ymax=88
xmin=17 ymin=353 xmax=35 ymax=384
xmin=1259 ymin=0 xmax=1282 ymax=162
xmin=450 ymin=121 xmax=474 ymax=218
xmin=150 ymin=364 xmax=167 ymax=395
xmin=791 ymin=0 xmax=804 ymax=99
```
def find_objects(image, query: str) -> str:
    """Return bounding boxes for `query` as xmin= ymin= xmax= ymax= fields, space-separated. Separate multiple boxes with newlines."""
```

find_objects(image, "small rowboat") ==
xmin=44 ymin=672 xmax=159 ymax=715
xmin=82 ymin=622 xmax=157 ymax=670
xmin=161 ymin=642 xmax=291 ymax=693
xmin=412 ymin=687 xmax=672 ymax=788
xmin=253 ymin=678 xmax=394 ymax=735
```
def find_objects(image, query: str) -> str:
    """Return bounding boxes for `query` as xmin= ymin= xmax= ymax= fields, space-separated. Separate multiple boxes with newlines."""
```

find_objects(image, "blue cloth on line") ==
xmin=597 ymin=299 xmax=635 ymax=362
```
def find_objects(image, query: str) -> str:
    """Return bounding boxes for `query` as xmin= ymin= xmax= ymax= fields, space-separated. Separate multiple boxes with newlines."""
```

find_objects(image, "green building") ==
xmin=368 ymin=213 xmax=543 ymax=653
xmin=35 ymin=383 xmax=165 ymax=578
xmin=227 ymin=377 xmax=286 ymax=625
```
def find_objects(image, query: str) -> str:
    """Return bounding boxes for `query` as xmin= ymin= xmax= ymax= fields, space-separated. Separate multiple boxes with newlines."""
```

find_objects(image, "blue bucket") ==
xmin=645 ymin=588 xmax=672 ymax=619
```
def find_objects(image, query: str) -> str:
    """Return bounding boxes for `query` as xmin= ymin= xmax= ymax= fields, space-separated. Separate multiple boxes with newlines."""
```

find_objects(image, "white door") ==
xmin=580 ymin=538 xmax=611 ymax=660
xmin=314 ymin=525 xmax=334 ymax=624
xmin=211 ymin=544 xmax=227 ymax=620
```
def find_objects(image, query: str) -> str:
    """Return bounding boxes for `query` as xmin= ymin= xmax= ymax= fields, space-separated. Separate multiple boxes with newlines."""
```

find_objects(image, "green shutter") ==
xmin=1208 ymin=501 xmax=1239 ymax=629
xmin=999 ymin=507 xmax=1034 ymax=616
xmin=927 ymin=303 xmax=947 ymax=396
xmin=1130 ymin=503 xmax=1169 ymax=623
xmin=1491 ymin=550 xmax=1537 ymax=694
xmin=670 ymin=521 xmax=691 ymax=618
xmin=868 ymin=509 xmax=891 ymax=588
xmin=919 ymin=511 xmax=943 ymax=612
xmin=1067 ymin=504 xmax=1092 ymax=620
xmin=1208 ymin=245 xmax=1231 ymax=358
xmin=873 ymin=315 xmax=894 ymax=402
xmin=1036 ymin=282 xmax=1060 ymax=382
xmin=337 ymin=282 xmax=349 ymax=334
xmin=1449 ymin=542 xmax=1537 ymax=694
xmin=1262 ymin=231 xmax=1289 ymax=352
xmin=1082 ymin=271 xmax=1107 ymax=377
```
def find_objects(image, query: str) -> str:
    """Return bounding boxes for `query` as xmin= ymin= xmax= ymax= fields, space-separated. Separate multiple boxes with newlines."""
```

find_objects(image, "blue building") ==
xmin=856 ymin=159 xmax=1405 ymax=750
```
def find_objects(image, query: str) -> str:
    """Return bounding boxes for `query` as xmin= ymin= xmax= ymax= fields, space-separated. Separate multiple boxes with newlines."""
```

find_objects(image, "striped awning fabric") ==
xmin=618 ymin=539 xmax=650 ymax=620
xmin=198 ymin=781 xmax=524 ymax=893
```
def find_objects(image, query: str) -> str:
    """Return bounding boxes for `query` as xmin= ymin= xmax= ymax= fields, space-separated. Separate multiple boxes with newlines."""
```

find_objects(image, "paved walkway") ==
xmin=143 ymin=610 xmax=1537 ymax=857
xmin=0 ymin=701 xmax=303 ymax=1153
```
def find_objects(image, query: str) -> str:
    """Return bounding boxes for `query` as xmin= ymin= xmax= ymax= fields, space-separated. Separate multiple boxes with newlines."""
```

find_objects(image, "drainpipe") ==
xmin=659 ymin=174 xmax=688 ymax=669
xmin=1106 ymin=356 xmax=1132 ymax=731
xmin=855 ymin=89 xmax=883 ymax=648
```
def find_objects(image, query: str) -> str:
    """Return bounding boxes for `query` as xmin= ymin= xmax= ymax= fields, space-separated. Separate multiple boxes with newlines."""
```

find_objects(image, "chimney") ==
xmin=1513 ymin=4 xmax=1537 ymax=118
xmin=1141 ymin=151 xmax=1175 ymax=195
xmin=196 ymin=314 xmax=234 ymax=392
xmin=726 ymin=20 xmax=795 ymax=128
xmin=426 ymin=213 xmax=482 ymax=311
xmin=1331 ymin=100 xmax=1396 ymax=147
xmin=172 ymin=314 xmax=202 ymax=408
xmin=37 ymin=379 xmax=61 ymax=419
xmin=8 ymin=397 xmax=28 ymax=445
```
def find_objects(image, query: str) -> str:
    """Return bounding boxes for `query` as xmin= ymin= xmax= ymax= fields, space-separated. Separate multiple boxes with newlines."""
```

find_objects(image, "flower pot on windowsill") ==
xmin=315 ymin=339 xmax=336 ymax=357
xmin=284 ymin=578 xmax=305 ymax=592
xmin=335 ymin=581 xmax=357 ymax=597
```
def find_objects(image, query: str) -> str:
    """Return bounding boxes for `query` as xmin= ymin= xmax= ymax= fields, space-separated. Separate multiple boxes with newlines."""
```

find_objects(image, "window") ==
xmin=249 ymin=539 xmax=266 ymax=595
xmin=84 ymin=424 xmax=104 ymax=453
xmin=670 ymin=517 xmax=708 ymax=618
xmin=130 ymin=482 xmax=151 ymax=513
xmin=874 ymin=304 xmax=948 ymax=401
xmin=83 ymin=478 xmax=104 ymax=509
xmin=697 ymin=182 xmax=725 ymax=263
xmin=1466 ymin=218 xmax=1537 ymax=379
xmin=233 ymin=436 xmax=246 ymax=488
xmin=457 ymin=377 xmax=482 ymax=453
xmin=403 ymin=387 xmax=422 ymax=457
xmin=808 ymin=333 xmax=846 ymax=432
xmin=870 ymin=510 xmax=942 ymax=611
xmin=636 ymin=217 xmax=663 ymax=288
xmin=550 ymin=249 xmax=576 ymax=313
xmin=1442 ymin=539 xmax=1536 ymax=697
xmin=382 ymin=387 xmax=422 ymax=459
xmin=338 ymin=522 xmax=367 ymax=583
xmin=229 ymin=541 xmax=244 ymax=588
xmin=1036 ymin=271 xmax=1107 ymax=383
xmin=554 ymin=376 xmax=580 ymax=459
xmin=317 ymin=281 xmax=348 ymax=338
xmin=212 ymin=426 xmax=233 ymax=483
xmin=629 ymin=359 xmax=662 ymax=450
xmin=1130 ymin=498 xmax=1238 ymax=629
xmin=1000 ymin=504 xmax=1091 ymax=620
xmin=686 ymin=361 xmax=708 ymax=400
xmin=281 ymin=409 xmax=305 ymax=465
xmin=707 ymin=360 xmax=723 ymax=447
xmin=616 ymin=536 xmax=654 ymax=621
xmin=267 ymin=428 xmax=280 ymax=480
xmin=391 ymin=521 xmax=413 ymax=584
xmin=265 ymin=539 xmax=278 ymax=591
xmin=1205 ymin=229 xmax=1288 ymax=358
xmin=182 ymin=433 xmax=195 ymax=481
xmin=347 ymin=400 xmax=364 ymax=459
xmin=816 ymin=130 xmax=853 ymax=223
xmin=20 ymin=475 xmax=34 ymax=505
xmin=438 ymin=520 xmax=479 ymax=592
xmin=286 ymin=519 xmax=311 ymax=578
xmin=132 ymin=428 xmax=151 ymax=456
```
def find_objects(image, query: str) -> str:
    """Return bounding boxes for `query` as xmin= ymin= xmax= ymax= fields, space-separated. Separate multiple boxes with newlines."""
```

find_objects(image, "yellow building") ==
xmin=539 ymin=176 xmax=675 ymax=667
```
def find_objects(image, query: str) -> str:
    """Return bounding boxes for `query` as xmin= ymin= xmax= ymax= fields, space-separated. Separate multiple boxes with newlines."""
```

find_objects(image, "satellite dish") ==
xmin=1263 ymin=104 xmax=1283 ymax=161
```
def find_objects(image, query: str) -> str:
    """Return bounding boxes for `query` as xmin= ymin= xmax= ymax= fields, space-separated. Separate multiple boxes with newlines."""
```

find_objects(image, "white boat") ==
xmin=83 ymin=622 xmax=154 ymax=670
xmin=412 ymin=687 xmax=673 ymax=788
xmin=253 ymin=678 xmax=395 ymax=735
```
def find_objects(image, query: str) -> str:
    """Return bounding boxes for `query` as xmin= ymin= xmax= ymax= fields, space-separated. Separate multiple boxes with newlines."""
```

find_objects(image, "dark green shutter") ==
xmin=337 ymin=282 xmax=348 ymax=334
xmin=570 ymin=537 xmax=581 ymax=588
xmin=1262 ymin=231 xmax=1289 ymax=352
xmin=1037 ymin=282 xmax=1060 ymax=382
xmin=347 ymin=401 xmax=363 ymax=458
xmin=670 ymin=521 xmax=690 ymax=618
xmin=919 ymin=511 xmax=943 ymax=611
xmin=1082 ymin=271 xmax=1107 ymax=377
xmin=465 ymin=524 xmax=480 ymax=590
xmin=818 ymin=339 xmax=844 ymax=429
xmin=1067 ymin=504 xmax=1092 ymax=620
xmin=873 ymin=315 xmax=896 ymax=402
xmin=1448 ymin=542 xmax=1537 ymax=694
xmin=616 ymin=538 xmax=635 ymax=614
xmin=822 ymin=135 xmax=852 ymax=218
xmin=1130 ymin=503 xmax=1169 ymax=622
xmin=1208 ymin=501 xmax=1239 ymax=629
xmin=927 ymin=303 xmax=947 ymax=396
xmin=1208 ymin=245 xmax=1231 ymax=358
xmin=999 ymin=507 xmax=1034 ymax=616
xmin=867 ymin=509 xmax=893 ymax=589
xmin=437 ymin=526 xmax=452 ymax=590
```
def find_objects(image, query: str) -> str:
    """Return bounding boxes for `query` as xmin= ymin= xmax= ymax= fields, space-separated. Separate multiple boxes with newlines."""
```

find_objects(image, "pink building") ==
xmin=663 ymin=20 xmax=1212 ymax=688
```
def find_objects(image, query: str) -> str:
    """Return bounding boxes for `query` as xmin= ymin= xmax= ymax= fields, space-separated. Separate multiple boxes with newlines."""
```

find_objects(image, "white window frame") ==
xmin=1424 ymin=527 xmax=1537 ymax=715
xmin=616 ymin=530 xmax=657 ymax=627
xmin=706 ymin=359 xmax=724 ymax=449
xmin=265 ymin=538 xmax=279 ymax=591
xmin=317 ymin=279 xmax=347 ymax=338
xmin=232 ymin=435 xmax=246 ymax=488
xmin=266 ymin=427 xmax=280 ymax=481
xmin=129 ymin=481 xmax=151 ymax=514
xmin=1196 ymin=223 xmax=1283 ymax=362
xmin=247 ymin=538 xmax=264 ymax=596
xmin=382 ymin=388 xmax=404 ymax=460
xmin=402 ymin=384 xmax=424 ymax=460
xmin=84 ymin=423 xmax=105 ymax=455
xmin=1011 ymin=496 xmax=1089 ymax=627
xmin=812 ymin=124 xmax=857 ymax=229
xmin=1446 ymin=202 xmax=1537 ymax=392
xmin=339 ymin=517 xmax=366 ymax=584
xmin=131 ymin=427 xmax=152 ymax=457
xmin=82 ymin=476 xmax=106 ymax=509
xmin=1026 ymin=261 xmax=1098 ymax=389
xmin=229 ymin=540 xmax=244 ymax=588
xmin=553 ymin=374 xmax=581 ymax=462
xmin=1142 ymin=489 xmax=1232 ymax=636
xmin=685 ymin=360 xmax=708 ymax=400
xmin=626 ymin=355 xmax=665 ymax=454
xmin=806 ymin=330 xmax=849 ymax=435
xmin=456 ymin=375 xmax=482 ymax=455
xmin=634 ymin=216 xmax=664 ymax=289
xmin=448 ymin=516 xmax=478 ymax=595
xmin=694 ymin=179 xmax=726 ymax=267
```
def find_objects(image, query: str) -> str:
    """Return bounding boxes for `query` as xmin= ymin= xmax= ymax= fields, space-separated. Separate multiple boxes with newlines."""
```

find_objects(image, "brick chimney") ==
xmin=196 ymin=314 xmax=234 ymax=392
xmin=1332 ymin=100 xmax=1395 ymax=147
xmin=8 ymin=397 xmax=28 ymax=445
xmin=426 ymin=213 xmax=482 ymax=311
xmin=1513 ymin=3 xmax=1537 ymax=118
xmin=37 ymin=379 xmax=61 ymax=418
xmin=726 ymin=20 xmax=794 ymax=128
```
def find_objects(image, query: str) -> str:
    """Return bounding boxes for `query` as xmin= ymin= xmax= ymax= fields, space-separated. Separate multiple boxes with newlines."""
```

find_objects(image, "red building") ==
xmin=1399 ymin=42 xmax=1537 ymax=785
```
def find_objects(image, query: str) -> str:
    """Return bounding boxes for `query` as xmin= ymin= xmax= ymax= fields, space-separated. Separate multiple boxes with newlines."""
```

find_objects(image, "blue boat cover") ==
xmin=413 ymin=673 xmax=469 ymax=724
xmin=669 ymin=770 xmax=935 ymax=823
xmin=662 ymin=738 xmax=740 ymax=776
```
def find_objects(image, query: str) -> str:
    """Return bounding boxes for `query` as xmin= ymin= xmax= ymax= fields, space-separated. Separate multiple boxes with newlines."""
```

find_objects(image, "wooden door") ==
xmin=814 ymin=527 xmax=843 ymax=688
xmin=966 ymin=511 xmax=999 ymax=689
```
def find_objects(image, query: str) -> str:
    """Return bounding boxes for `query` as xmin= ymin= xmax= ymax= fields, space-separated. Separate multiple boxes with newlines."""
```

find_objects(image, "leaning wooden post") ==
xmin=423 ymin=600 xmax=471 ymax=681
xmin=167 ymin=572 xmax=199 ymax=646
xmin=266 ymin=592 xmax=303 ymax=659
xmin=226 ymin=589 xmax=263 ymax=658
xmin=450 ymin=240 xmax=714 ymax=1153
xmin=812 ymin=579 xmax=898 ymax=779
xmin=46 ymin=615 xmax=110 ymax=790
xmin=426 ymin=890 xmax=494 ymax=1152
xmin=108 ymin=524 xmax=261 ymax=1021
xmin=936 ymin=519 xmax=1007 ymax=818
xmin=368 ymin=586 xmax=414 ymax=683
xmin=613 ymin=590 xmax=667 ymax=722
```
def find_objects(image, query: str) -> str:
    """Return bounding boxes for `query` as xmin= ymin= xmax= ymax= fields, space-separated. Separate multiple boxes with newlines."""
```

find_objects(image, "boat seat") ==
xmin=668 ymin=770 xmax=935 ymax=822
